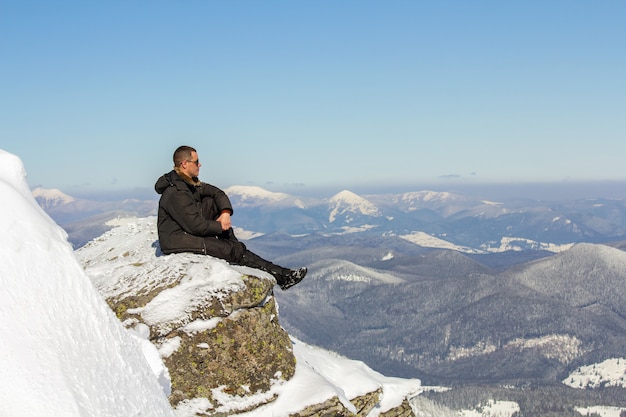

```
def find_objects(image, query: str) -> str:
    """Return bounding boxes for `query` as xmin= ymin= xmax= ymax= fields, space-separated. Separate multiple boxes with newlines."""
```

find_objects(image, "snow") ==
xmin=400 ymin=190 xmax=458 ymax=203
xmin=333 ymin=224 xmax=378 ymax=234
xmin=548 ymin=356 xmax=626 ymax=417
xmin=481 ymin=200 xmax=503 ymax=206
xmin=232 ymin=225 xmax=265 ymax=240
xmin=575 ymin=406 xmax=626 ymax=417
xmin=447 ymin=334 xmax=585 ymax=364
xmin=310 ymin=259 xmax=405 ymax=284
xmin=400 ymin=231 xmax=487 ymax=254
xmin=328 ymin=190 xmax=381 ymax=222
xmin=1 ymin=148 xmax=423 ymax=416
xmin=232 ymin=340 xmax=423 ymax=417
xmin=458 ymin=400 xmax=520 ymax=417
xmin=482 ymin=236 xmax=574 ymax=253
xmin=382 ymin=252 xmax=394 ymax=261
xmin=563 ymin=357 xmax=626 ymax=389
xmin=0 ymin=149 xmax=174 ymax=416
xmin=224 ymin=185 xmax=308 ymax=210
xmin=168 ymin=337 xmax=423 ymax=416
xmin=31 ymin=186 xmax=76 ymax=206
xmin=225 ymin=185 xmax=289 ymax=204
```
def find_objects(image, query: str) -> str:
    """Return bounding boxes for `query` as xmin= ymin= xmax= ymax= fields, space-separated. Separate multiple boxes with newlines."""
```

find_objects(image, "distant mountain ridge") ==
xmin=224 ymin=185 xmax=293 ymax=206
xmin=34 ymin=185 xmax=626 ymax=252
xmin=32 ymin=188 xmax=157 ymax=247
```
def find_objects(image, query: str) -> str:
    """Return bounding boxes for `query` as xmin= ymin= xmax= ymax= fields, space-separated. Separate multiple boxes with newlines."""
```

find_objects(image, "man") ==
xmin=155 ymin=145 xmax=307 ymax=290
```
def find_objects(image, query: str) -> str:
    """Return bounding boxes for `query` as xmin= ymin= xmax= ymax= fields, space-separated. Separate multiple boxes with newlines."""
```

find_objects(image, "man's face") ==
xmin=181 ymin=151 xmax=201 ymax=177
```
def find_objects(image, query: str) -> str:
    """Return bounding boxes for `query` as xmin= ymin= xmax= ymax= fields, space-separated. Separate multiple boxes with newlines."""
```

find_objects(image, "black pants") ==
xmin=204 ymin=228 xmax=287 ymax=282
xmin=202 ymin=228 xmax=246 ymax=263
xmin=200 ymin=197 xmax=286 ymax=280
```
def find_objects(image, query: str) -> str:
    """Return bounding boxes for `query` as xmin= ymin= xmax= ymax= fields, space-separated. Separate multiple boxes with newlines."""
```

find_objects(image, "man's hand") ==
xmin=216 ymin=212 xmax=232 ymax=231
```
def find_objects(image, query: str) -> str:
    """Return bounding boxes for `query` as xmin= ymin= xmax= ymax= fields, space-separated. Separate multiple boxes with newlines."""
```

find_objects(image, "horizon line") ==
xmin=32 ymin=179 xmax=626 ymax=202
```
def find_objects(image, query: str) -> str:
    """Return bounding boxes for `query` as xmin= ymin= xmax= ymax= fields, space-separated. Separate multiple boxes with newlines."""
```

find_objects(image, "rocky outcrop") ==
xmin=287 ymin=390 xmax=415 ymax=417
xmin=161 ymin=276 xmax=294 ymax=407
xmin=77 ymin=218 xmax=295 ymax=414
xmin=378 ymin=399 xmax=415 ymax=417
xmin=76 ymin=217 xmax=420 ymax=416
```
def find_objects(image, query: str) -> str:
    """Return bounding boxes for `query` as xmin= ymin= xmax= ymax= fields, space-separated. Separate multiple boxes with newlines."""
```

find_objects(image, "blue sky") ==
xmin=2 ymin=1 xmax=625 ymax=198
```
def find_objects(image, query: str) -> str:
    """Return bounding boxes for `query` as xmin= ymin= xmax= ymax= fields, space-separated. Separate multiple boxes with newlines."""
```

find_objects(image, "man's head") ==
xmin=173 ymin=145 xmax=201 ymax=178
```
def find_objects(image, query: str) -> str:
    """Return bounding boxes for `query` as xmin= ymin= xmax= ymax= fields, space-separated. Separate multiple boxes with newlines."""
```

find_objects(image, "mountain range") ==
xmin=270 ymin=241 xmax=626 ymax=387
xmin=34 ymin=185 xmax=626 ymax=390
xmin=34 ymin=185 xmax=626 ymax=252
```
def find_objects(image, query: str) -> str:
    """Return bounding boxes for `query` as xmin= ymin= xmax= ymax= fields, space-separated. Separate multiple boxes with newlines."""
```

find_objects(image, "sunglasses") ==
xmin=187 ymin=159 xmax=200 ymax=165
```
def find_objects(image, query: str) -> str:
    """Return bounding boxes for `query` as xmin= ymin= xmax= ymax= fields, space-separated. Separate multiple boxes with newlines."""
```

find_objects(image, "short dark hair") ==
xmin=173 ymin=145 xmax=196 ymax=167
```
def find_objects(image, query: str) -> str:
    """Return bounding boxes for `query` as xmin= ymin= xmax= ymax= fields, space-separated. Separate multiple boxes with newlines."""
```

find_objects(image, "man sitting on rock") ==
xmin=155 ymin=145 xmax=307 ymax=290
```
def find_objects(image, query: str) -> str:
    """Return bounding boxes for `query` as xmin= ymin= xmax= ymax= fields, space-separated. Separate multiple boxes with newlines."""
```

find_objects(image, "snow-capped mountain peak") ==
xmin=400 ymin=190 xmax=461 ymax=204
xmin=224 ymin=185 xmax=289 ymax=206
xmin=328 ymin=190 xmax=381 ymax=223
xmin=32 ymin=187 xmax=75 ymax=208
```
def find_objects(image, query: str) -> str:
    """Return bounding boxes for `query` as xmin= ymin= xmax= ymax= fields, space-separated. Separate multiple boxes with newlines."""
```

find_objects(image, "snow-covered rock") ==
xmin=76 ymin=218 xmax=296 ymax=414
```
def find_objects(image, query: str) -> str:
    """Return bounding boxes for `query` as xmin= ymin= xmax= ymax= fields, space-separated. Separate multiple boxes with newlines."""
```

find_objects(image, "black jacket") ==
xmin=154 ymin=170 xmax=233 ymax=255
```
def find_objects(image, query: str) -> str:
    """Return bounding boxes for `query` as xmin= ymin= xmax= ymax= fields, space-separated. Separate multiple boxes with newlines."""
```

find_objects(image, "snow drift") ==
xmin=0 ymin=149 xmax=174 ymax=417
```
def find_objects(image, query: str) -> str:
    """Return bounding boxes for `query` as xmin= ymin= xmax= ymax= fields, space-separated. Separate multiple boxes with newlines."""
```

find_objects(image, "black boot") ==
xmin=278 ymin=267 xmax=307 ymax=290
xmin=240 ymin=250 xmax=307 ymax=290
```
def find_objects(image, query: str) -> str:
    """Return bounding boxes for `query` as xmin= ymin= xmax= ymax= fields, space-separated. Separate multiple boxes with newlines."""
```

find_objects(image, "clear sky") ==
xmin=2 ymin=1 xmax=625 ymax=198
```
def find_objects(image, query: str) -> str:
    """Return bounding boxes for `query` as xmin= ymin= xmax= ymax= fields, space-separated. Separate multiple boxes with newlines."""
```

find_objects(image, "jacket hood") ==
xmin=155 ymin=169 xmax=203 ymax=195
xmin=154 ymin=171 xmax=175 ymax=195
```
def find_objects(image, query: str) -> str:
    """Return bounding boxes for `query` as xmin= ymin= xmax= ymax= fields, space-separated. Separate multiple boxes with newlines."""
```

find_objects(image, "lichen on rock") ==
xmin=164 ymin=286 xmax=295 ymax=408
